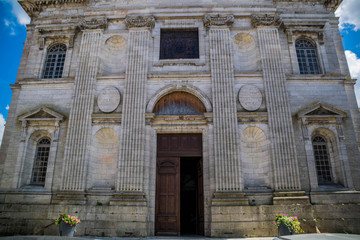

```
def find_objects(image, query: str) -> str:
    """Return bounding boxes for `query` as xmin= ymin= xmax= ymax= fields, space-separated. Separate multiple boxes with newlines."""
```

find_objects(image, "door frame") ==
xmin=148 ymin=127 xmax=211 ymax=237
xmin=155 ymin=133 xmax=203 ymax=236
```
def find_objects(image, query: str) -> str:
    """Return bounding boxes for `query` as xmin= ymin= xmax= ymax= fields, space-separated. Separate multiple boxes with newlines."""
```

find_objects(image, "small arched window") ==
xmin=312 ymin=136 xmax=333 ymax=185
xmin=30 ymin=138 xmax=51 ymax=186
xmin=295 ymin=39 xmax=320 ymax=74
xmin=42 ymin=44 xmax=66 ymax=79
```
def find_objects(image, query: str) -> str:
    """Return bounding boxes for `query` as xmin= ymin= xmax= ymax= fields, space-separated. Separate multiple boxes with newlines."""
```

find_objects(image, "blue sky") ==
xmin=0 ymin=0 xmax=360 ymax=144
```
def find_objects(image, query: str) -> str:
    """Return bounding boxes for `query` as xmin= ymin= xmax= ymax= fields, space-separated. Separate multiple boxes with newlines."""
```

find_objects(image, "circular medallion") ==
xmin=238 ymin=85 xmax=262 ymax=111
xmin=97 ymin=87 xmax=121 ymax=113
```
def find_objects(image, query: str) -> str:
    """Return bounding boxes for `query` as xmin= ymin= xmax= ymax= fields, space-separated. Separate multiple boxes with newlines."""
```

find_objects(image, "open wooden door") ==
xmin=156 ymin=134 xmax=203 ymax=236
xmin=155 ymin=157 xmax=180 ymax=236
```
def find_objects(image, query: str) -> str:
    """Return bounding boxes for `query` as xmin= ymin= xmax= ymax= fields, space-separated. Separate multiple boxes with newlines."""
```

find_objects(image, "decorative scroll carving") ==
xmin=301 ymin=118 xmax=309 ymax=140
xmin=203 ymin=14 xmax=234 ymax=28
xmin=336 ymin=118 xmax=345 ymax=140
xmin=318 ymin=32 xmax=324 ymax=45
xmin=79 ymin=18 xmax=107 ymax=30
xmin=251 ymin=14 xmax=282 ymax=28
xmin=125 ymin=16 xmax=155 ymax=29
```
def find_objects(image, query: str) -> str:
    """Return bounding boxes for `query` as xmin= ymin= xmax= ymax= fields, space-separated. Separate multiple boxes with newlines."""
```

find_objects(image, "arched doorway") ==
xmin=154 ymin=92 xmax=205 ymax=236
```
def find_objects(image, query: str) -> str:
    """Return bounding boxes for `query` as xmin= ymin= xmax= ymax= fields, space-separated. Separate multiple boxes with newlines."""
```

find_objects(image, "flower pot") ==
xmin=278 ymin=223 xmax=294 ymax=236
xmin=59 ymin=221 xmax=76 ymax=236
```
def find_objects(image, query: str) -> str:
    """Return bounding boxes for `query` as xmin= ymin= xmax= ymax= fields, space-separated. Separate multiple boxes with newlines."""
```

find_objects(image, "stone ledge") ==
xmin=273 ymin=191 xmax=310 ymax=205
xmin=52 ymin=192 xmax=87 ymax=205
xmin=212 ymin=191 xmax=249 ymax=206
xmin=109 ymin=191 xmax=147 ymax=206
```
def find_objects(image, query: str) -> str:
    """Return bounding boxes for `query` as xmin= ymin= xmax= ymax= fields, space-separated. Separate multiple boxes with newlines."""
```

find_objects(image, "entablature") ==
xmin=19 ymin=0 xmax=88 ymax=17
xmin=274 ymin=0 xmax=342 ymax=11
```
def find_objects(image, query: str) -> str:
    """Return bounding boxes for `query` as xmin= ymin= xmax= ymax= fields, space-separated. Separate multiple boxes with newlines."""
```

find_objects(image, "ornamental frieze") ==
xmin=78 ymin=18 xmax=107 ymax=30
xmin=251 ymin=14 xmax=282 ymax=28
xmin=203 ymin=14 xmax=234 ymax=28
xmin=125 ymin=16 xmax=155 ymax=29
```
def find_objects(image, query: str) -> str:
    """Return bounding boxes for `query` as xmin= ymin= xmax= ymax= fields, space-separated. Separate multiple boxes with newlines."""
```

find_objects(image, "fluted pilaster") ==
xmin=253 ymin=15 xmax=301 ymax=191
xmin=61 ymin=20 xmax=105 ymax=191
xmin=205 ymin=15 xmax=242 ymax=191
xmin=116 ymin=16 xmax=154 ymax=192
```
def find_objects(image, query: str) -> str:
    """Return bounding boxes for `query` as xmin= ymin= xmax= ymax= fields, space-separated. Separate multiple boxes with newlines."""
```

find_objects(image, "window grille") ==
xmin=160 ymin=29 xmax=199 ymax=59
xmin=295 ymin=39 xmax=320 ymax=74
xmin=30 ymin=138 xmax=51 ymax=186
xmin=312 ymin=136 xmax=333 ymax=185
xmin=42 ymin=44 xmax=66 ymax=79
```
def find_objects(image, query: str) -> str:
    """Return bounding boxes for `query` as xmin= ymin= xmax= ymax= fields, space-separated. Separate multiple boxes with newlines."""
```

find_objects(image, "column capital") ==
xmin=78 ymin=18 xmax=107 ymax=30
xmin=203 ymin=14 xmax=234 ymax=28
xmin=251 ymin=14 xmax=282 ymax=28
xmin=125 ymin=15 xmax=155 ymax=29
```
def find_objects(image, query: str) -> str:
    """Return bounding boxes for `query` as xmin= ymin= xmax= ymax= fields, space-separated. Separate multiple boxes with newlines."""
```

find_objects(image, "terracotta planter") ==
xmin=278 ymin=223 xmax=294 ymax=236
xmin=59 ymin=221 xmax=76 ymax=236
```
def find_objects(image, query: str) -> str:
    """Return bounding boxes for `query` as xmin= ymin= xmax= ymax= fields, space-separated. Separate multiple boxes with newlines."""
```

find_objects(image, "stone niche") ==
xmin=99 ymin=35 xmax=127 ymax=74
xmin=233 ymin=32 xmax=260 ymax=72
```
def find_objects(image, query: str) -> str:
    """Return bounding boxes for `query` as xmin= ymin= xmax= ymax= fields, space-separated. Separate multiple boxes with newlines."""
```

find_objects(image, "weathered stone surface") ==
xmin=0 ymin=0 xmax=359 ymax=237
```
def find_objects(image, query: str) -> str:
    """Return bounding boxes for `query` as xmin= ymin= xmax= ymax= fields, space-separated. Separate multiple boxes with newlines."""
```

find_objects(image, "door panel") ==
xmin=155 ymin=157 xmax=180 ymax=236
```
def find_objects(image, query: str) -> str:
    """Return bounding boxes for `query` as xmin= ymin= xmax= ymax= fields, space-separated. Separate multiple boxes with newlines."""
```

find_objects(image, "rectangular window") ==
xmin=160 ymin=29 xmax=199 ymax=60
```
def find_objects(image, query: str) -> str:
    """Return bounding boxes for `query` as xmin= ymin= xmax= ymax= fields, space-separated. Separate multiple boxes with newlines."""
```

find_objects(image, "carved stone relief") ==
xmin=238 ymin=85 xmax=263 ymax=111
xmin=97 ymin=87 xmax=121 ymax=113
xmin=251 ymin=14 xmax=282 ymax=28
xmin=233 ymin=32 xmax=260 ymax=72
xmin=100 ymin=35 xmax=126 ymax=74
xmin=125 ymin=16 xmax=155 ymax=29
xmin=203 ymin=14 xmax=234 ymax=28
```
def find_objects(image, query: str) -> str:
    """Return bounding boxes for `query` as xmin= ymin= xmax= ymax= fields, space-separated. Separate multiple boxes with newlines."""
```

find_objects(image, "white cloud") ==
xmin=345 ymin=50 xmax=360 ymax=107
xmin=0 ymin=114 xmax=6 ymax=147
xmin=3 ymin=19 xmax=17 ymax=36
xmin=335 ymin=0 xmax=360 ymax=31
xmin=5 ymin=105 xmax=10 ymax=111
xmin=3 ymin=0 xmax=30 ymax=26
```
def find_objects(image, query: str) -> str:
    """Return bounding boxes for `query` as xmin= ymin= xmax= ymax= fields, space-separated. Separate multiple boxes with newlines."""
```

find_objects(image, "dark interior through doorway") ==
xmin=180 ymin=157 xmax=203 ymax=235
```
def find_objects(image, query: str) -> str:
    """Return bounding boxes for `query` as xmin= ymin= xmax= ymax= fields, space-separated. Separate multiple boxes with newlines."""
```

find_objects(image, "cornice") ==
xmin=274 ymin=0 xmax=342 ymax=11
xmin=18 ymin=0 xmax=88 ymax=17
xmin=324 ymin=0 xmax=342 ymax=10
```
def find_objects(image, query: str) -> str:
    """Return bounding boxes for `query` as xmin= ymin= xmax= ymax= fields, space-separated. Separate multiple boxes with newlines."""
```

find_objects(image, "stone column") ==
xmin=252 ymin=15 xmax=301 ymax=191
xmin=204 ymin=15 xmax=242 ymax=192
xmin=60 ymin=19 xmax=106 ymax=191
xmin=116 ymin=16 xmax=155 ymax=193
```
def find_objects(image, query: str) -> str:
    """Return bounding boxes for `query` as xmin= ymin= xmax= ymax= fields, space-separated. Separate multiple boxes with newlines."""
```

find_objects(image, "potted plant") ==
xmin=273 ymin=213 xmax=303 ymax=236
xmin=55 ymin=214 xmax=80 ymax=236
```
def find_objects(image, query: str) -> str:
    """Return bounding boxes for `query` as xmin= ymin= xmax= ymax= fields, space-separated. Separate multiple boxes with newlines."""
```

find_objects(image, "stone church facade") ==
xmin=0 ymin=0 xmax=360 ymax=236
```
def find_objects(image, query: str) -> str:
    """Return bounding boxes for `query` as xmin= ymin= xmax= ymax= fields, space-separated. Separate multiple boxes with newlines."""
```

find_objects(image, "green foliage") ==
xmin=273 ymin=213 xmax=304 ymax=234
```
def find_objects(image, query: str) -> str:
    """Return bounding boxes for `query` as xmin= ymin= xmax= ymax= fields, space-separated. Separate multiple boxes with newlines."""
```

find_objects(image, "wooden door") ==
xmin=155 ymin=157 xmax=180 ymax=236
